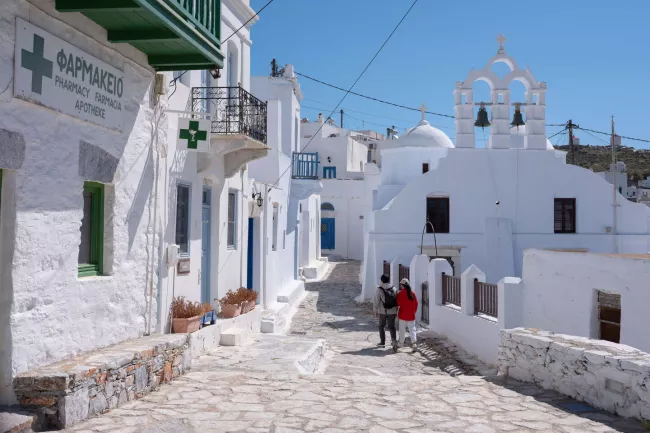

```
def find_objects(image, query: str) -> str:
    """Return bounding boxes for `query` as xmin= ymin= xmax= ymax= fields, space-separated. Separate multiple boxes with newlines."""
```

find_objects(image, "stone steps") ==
xmin=219 ymin=328 xmax=248 ymax=346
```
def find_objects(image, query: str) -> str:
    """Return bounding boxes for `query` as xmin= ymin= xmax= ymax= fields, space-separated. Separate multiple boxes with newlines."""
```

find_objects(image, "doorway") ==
xmin=320 ymin=202 xmax=335 ymax=250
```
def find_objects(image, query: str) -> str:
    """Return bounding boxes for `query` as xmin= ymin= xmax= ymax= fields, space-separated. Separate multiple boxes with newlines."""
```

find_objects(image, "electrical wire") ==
xmin=168 ymin=0 xmax=277 ymax=93
xmin=577 ymin=127 xmax=650 ymax=144
xmin=547 ymin=128 xmax=567 ymax=140
xmin=296 ymin=70 xmax=454 ymax=119
xmin=266 ymin=0 xmax=420 ymax=191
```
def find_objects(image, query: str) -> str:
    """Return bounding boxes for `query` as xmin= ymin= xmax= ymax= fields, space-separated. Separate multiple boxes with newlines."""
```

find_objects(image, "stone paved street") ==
xmin=65 ymin=261 xmax=645 ymax=433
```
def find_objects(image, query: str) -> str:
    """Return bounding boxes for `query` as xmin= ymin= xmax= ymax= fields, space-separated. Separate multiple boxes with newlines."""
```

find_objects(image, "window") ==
xmin=422 ymin=163 xmax=429 ymax=173
xmin=426 ymin=197 xmax=450 ymax=234
xmin=323 ymin=166 xmax=336 ymax=179
xmin=554 ymin=198 xmax=576 ymax=233
xmin=272 ymin=204 xmax=279 ymax=251
xmin=78 ymin=182 xmax=104 ymax=277
xmin=175 ymin=184 xmax=191 ymax=254
xmin=321 ymin=202 xmax=335 ymax=211
xmin=227 ymin=191 xmax=237 ymax=248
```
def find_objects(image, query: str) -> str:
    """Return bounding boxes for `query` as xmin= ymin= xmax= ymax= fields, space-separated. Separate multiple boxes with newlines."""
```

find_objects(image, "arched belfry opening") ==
xmin=454 ymin=34 xmax=547 ymax=150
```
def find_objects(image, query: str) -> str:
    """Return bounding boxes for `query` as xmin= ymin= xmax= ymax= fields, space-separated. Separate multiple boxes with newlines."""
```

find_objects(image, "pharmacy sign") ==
xmin=177 ymin=118 xmax=211 ymax=152
xmin=14 ymin=18 xmax=125 ymax=131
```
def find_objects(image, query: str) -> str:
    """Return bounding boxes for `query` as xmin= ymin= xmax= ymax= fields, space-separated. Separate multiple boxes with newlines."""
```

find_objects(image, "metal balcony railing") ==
xmin=191 ymin=87 xmax=268 ymax=144
xmin=165 ymin=0 xmax=221 ymax=45
xmin=291 ymin=152 xmax=319 ymax=179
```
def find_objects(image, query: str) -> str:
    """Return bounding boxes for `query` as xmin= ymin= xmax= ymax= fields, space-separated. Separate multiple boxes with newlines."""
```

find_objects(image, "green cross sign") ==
xmin=179 ymin=120 xmax=208 ymax=150
xmin=21 ymin=34 xmax=53 ymax=95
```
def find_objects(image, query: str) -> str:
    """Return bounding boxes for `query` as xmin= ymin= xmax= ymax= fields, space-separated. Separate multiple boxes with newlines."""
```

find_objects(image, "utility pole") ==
xmin=611 ymin=115 xmax=618 ymax=253
xmin=566 ymin=119 xmax=578 ymax=165
xmin=340 ymin=109 xmax=344 ymax=129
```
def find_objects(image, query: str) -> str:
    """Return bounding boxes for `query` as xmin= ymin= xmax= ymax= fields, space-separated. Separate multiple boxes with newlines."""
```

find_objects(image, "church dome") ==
xmin=398 ymin=120 xmax=454 ymax=148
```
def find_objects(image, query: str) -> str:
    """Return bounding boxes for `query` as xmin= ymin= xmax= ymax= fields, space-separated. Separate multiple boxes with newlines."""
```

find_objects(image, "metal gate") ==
xmin=421 ymin=281 xmax=429 ymax=324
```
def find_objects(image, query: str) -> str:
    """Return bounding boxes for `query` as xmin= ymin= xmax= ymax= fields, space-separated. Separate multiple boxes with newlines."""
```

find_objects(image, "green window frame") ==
xmin=78 ymin=182 xmax=104 ymax=277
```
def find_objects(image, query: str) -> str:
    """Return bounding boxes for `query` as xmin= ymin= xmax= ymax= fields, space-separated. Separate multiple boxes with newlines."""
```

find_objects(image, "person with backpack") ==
xmin=397 ymin=278 xmax=419 ymax=351
xmin=373 ymin=274 xmax=398 ymax=350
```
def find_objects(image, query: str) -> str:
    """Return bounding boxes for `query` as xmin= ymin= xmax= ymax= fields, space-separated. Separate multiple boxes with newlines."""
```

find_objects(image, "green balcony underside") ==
xmin=55 ymin=0 xmax=223 ymax=71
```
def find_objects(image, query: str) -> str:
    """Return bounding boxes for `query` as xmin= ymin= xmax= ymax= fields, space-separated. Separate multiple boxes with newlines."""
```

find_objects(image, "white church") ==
xmin=360 ymin=37 xmax=650 ymax=298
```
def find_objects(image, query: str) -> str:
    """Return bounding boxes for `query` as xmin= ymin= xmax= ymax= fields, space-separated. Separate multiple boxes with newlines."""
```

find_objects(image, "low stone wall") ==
xmin=498 ymin=328 xmax=650 ymax=420
xmin=14 ymin=334 xmax=190 ymax=429
xmin=12 ymin=307 xmax=261 ymax=429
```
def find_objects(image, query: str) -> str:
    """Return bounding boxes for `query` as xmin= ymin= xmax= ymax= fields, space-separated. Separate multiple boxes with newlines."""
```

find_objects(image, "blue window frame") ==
xmin=323 ymin=166 xmax=336 ymax=179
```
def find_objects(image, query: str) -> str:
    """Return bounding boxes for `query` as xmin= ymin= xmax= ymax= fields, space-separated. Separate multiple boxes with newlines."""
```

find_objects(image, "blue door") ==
xmin=247 ymin=218 xmax=254 ymax=290
xmin=201 ymin=188 xmax=211 ymax=303
xmin=321 ymin=218 xmax=335 ymax=250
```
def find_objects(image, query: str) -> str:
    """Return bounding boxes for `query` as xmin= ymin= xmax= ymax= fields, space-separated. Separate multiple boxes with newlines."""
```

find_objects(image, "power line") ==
xmin=223 ymin=0 xmax=276 ymax=43
xmin=267 ymin=0 xmax=420 ymax=191
xmin=577 ymin=126 xmax=650 ymax=144
xmin=296 ymin=70 xmax=454 ymax=119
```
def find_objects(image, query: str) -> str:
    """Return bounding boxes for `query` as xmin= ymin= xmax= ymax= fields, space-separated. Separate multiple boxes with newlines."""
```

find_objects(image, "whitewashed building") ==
xmin=300 ymin=119 xmax=371 ymax=260
xmin=159 ymin=0 xmax=268 ymax=331
xmin=0 ymin=0 xmax=267 ymax=405
xmin=248 ymin=65 xmax=323 ymax=325
xmin=361 ymin=37 xmax=650 ymax=299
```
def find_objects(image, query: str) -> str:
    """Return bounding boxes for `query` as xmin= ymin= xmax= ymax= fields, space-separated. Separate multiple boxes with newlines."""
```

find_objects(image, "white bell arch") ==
xmin=454 ymin=35 xmax=547 ymax=150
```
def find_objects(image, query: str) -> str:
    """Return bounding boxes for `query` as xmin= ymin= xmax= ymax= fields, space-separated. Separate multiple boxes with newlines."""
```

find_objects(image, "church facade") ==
xmin=360 ymin=38 xmax=650 ymax=299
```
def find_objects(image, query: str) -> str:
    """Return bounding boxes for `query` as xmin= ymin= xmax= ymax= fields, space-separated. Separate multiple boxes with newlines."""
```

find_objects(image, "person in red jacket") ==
xmin=397 ymin=278 xmax=418 ymax=351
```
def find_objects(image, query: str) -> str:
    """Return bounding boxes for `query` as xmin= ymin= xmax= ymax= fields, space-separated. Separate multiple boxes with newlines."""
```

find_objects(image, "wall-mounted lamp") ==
xmin=252 ymin=192 xmax=263 ymax=208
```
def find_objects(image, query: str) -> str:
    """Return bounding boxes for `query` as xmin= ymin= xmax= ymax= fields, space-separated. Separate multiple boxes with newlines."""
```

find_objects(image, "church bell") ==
xmin=511 ymin=103 xmax=525 ymax=128
xmin=474 ymin=103 xmax=491 ymax=128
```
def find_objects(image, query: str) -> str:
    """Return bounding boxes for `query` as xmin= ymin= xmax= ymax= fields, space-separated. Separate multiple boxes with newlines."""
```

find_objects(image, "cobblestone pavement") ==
xmin=66 ymin=261 xmax=646 ymax=433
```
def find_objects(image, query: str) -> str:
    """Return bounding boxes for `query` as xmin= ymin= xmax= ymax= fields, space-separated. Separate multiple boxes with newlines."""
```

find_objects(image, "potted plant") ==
xmin=219 ymin=290 xmax=241 ymax=319
xmin=240 ymin=288 xmax=257 ymax=313
xmin=201 ymin=302 xmax=216 ymax=328
xmin=171 ymin=297 xmax=204 ymax=333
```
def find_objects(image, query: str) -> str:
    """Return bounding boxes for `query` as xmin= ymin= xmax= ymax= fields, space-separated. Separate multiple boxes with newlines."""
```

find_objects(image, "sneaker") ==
xmin=392 ymin=342 xmax=398 ymax=353
xmin=412 ymin=343 xmax=418 ymax=352
xmin=377 ymin=342 xmax=385 ymax=347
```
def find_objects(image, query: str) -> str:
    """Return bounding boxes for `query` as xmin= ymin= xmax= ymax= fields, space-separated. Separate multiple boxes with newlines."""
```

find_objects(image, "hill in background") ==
xmin=555 ymin=144 xmax=650 ymax=182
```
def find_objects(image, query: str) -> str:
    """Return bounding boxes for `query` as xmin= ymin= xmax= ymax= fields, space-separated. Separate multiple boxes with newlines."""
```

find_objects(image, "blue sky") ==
xmin=249 ymin=0 xmax=649 ymax=148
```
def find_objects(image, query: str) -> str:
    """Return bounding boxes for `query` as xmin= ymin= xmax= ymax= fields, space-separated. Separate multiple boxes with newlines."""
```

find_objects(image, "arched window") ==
xmin=321 ymin=202 xmax=335 ymax=211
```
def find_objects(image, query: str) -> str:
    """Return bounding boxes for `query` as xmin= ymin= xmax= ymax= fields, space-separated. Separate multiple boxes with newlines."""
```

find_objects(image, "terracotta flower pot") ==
xmin=242 ymin=300 xmax=256 ymax=313
xmin=172 ymin=315 xmax=201 ymax=333
xmin=220 ymin=303 xmax=241 ymax=318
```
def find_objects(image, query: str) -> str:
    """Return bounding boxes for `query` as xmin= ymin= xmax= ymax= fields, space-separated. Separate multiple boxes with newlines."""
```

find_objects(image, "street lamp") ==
xmin=420 ymin=218 xmax=438 ymax=258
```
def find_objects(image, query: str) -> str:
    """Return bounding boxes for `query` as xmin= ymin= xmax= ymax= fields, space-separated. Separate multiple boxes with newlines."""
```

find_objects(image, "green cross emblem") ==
xmin=179 ymin=120 xmax=208 ymax=149
xmin=21 ymin=34 xmax=53 ymax=95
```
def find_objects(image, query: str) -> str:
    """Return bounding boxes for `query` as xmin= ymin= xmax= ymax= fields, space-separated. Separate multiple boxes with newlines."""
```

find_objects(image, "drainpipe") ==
xmin=240 ymin=168 xmax=246 ymax=288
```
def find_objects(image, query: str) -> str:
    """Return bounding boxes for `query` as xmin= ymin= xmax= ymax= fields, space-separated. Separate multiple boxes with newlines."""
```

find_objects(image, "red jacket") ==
xmin=397 ymin=289 xmax=418 ymax=321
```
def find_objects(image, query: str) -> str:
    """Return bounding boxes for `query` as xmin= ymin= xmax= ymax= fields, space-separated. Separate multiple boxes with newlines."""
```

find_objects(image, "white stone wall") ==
xmin=499 ymin=328 xmax=650 ymax=420
xmin=520 ymin=249 xmax=650 ymax=353
xmin=0 ymin=1 xmax=161 ymax=404
xmin=320 ymin=179 xmax=365 ymax=260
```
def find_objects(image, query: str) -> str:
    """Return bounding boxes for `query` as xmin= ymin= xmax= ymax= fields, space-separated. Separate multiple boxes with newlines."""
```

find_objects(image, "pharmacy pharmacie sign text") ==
xmin=14 ymin=18 xmax=125 ymax=131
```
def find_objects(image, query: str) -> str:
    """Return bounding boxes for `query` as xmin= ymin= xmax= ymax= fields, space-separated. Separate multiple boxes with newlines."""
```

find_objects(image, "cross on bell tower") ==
xmin=419 ymin=102 xmax=428 ymax=122
xmin=496 ymin=34 xmax=507 ymax=55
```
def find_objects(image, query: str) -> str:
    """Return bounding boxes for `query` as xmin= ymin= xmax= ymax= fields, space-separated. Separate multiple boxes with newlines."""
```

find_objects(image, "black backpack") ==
xmin=381 ymin=287 xmax=397 ymax=310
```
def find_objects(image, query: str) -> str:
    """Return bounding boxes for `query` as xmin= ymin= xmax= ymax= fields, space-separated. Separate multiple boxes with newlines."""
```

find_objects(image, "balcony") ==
xmin=191 ymin=86 xmax=269 ymax=177
xmin=55 ymin=0 xmax=223 ymax=70
xmin=290 ymin=152 xmax=322 ymax=201
xmin=291 ymin=152 xmax=319 ymax=180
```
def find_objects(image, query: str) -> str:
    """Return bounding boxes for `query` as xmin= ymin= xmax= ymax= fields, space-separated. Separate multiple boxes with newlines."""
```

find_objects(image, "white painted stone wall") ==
xmin=520 ymin=249 xmax=650 ymax=353
xmin=0 ymin=1 xmax=162 ymax=403
xmin=499 ymin=328 xmax=650 ymax=420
